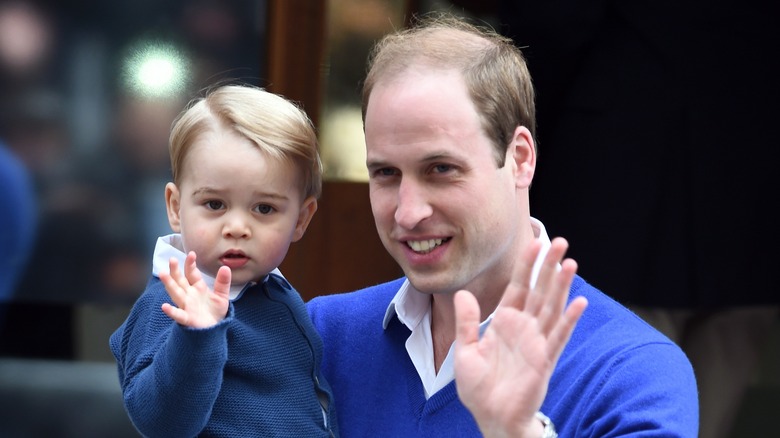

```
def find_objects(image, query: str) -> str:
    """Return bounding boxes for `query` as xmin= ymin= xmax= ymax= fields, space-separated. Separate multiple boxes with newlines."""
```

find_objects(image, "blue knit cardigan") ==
xmin=110 ymin=274 xmax=338 ymax=437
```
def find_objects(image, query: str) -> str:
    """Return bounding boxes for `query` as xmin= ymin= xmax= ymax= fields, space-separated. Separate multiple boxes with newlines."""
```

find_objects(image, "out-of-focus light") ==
xmin=121 ymin=40 xmax=190 ymax=99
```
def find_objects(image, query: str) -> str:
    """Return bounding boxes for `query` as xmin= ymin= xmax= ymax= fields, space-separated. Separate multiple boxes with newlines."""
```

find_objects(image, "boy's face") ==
xmin=165 ymin=128 xmax=316 ymax=285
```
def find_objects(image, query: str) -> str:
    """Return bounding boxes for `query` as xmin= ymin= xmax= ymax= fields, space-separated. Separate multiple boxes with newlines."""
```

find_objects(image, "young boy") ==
xmin=109 ymin=84 xmax=338 ymax=437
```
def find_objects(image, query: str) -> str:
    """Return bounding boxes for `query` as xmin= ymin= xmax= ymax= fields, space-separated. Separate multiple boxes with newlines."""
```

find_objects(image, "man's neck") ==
xmin=430 ymin=294 xmax=456 ymax=373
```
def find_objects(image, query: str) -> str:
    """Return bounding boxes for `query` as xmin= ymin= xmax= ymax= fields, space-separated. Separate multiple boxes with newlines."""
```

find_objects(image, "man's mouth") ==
xmin=406 ymin=238 xmax=448 ymax=254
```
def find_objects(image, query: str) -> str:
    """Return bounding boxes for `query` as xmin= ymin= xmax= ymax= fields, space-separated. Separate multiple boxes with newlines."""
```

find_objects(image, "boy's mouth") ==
xmin=220 ymin=251 xmax=249 ymax=268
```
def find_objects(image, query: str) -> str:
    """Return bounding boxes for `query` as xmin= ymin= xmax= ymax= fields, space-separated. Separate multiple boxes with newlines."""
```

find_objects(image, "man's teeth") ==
xmin=407 ymin=239 xmax=444 ymax=253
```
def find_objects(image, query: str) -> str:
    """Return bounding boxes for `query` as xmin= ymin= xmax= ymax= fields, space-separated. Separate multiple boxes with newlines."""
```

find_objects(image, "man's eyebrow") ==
xmin=366 ymin=159 xmax=388 ymax=171
xmin=367 ymin=151 xmax=458 ymax=168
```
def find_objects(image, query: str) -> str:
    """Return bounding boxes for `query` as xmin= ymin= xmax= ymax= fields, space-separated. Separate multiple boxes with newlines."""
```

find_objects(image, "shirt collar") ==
xmin=382 ymin=217 xmax=552 ymax=330
xmin=151 ymin=233 xmax=284 ymax=300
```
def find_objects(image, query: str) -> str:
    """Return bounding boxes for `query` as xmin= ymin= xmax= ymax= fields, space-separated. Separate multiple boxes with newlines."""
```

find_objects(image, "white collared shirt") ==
xmin=151 ymin=233 xmax=284 ymax=300
xmin=381 ymin=218 xmax=553 ymax=398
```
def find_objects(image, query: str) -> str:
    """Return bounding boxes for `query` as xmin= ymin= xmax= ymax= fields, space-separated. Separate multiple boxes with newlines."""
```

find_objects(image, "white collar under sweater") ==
xmin=381 ymin=217 xmax=553 ymax=399
xmin=152 ymin=233 xmax=285 ymax=301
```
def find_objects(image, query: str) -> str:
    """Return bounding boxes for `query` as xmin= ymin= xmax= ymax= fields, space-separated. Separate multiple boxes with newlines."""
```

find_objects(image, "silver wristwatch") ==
xmin=535 ymin=412 xmax=558 ymax=438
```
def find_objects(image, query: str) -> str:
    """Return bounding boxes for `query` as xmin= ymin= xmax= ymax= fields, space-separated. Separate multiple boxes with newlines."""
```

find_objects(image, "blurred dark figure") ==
xmin=447 ymin=1 xmax=779 ymax=437
xmin=0 ymin=141 xmax=36 ymax=301
xmin=2 ymin=88 xmax=121 ymax=303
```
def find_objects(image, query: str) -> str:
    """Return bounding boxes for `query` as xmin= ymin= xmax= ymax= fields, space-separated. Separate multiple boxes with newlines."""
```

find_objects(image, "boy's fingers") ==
xmin=161 ymin=302 xmax=189 ymax=326
xmin=184 ymin=252 xmax=203 ymax=286
xmin=159 ymin=272 xmax=185 ymax=308
xmin=214 ymin=266 xmax=232 ymax=298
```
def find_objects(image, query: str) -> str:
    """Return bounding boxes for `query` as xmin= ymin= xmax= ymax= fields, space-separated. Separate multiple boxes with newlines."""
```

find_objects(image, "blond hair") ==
xmin=169 ymin=84 xmax=322 ymax=199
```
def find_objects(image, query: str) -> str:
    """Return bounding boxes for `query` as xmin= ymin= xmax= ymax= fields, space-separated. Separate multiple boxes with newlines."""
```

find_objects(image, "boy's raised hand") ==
xmin=160 ymin=251 xmax=231 ymax=328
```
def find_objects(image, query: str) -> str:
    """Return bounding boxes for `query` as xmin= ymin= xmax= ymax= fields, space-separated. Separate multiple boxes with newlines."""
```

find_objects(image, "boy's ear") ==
xmin=165 ymin=182 xmax=182 ymax=232
xmin=291 ymin=196 xmax=318 ymax=242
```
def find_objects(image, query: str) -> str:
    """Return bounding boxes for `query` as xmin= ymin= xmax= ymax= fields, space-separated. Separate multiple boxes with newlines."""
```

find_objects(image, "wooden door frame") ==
xmin=265 ymin=0 xmax=408 ymax=299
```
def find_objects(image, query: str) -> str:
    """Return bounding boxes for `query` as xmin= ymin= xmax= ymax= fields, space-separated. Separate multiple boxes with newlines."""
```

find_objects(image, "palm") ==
xmin=456 ymin=306 xmax=551 ymax=428
xmin=160 ymin=252 xmax=231 ymax=328
xmin=454 ymin=238 xmax=588 ymax=437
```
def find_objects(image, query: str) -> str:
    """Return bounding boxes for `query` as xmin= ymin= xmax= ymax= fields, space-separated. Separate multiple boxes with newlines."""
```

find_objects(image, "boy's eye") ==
xmin=255 ymin=204 xmax=274 ymax=214
xmin=205 ymin=200 xmax=224 ymax=210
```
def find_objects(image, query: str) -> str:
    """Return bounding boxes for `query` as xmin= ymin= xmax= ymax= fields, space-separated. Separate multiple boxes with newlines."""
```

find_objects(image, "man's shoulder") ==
xmin=306 ymin=277 xmax=405 ymax=323
xmin=309 ymin=278 xmax=405 ymax=304
xmin=549 ymin=276 xmax=698 ymax=435
xmin=569 ymin=275 xmax=677 ymax=345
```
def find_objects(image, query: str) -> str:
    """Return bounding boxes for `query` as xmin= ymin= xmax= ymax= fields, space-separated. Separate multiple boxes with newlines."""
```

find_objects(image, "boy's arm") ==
xmin=110 ymin=273 xmax=233 ymax=437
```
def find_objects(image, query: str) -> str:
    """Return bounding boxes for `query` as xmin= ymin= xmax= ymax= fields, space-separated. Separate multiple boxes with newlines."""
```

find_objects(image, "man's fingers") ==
xmin=548 ymin=296 xmax=588 ymax=363
xmin=537 ymin=257 xmax=577 ymax=335
xmin=500 ymin=239 xmax=542 ymax=310
xmin=455 ymin=290 xmax=481 ymax=348
xmin=527 ymin=237 xmax=568 ymax=315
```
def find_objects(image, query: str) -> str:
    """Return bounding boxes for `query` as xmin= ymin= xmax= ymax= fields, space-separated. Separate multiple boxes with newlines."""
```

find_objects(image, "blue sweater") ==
xmin=110 ymin=274 xmax=338 ymax=437
xmin=308 ymin=276 xmax=698 ymax=437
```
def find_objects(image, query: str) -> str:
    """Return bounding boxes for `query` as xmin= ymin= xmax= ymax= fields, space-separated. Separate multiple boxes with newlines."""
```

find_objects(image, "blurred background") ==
xmin=0 ymin=0 xmax=777 ymax=437
xmin=0 ymin=0 xmax=406 ymax=435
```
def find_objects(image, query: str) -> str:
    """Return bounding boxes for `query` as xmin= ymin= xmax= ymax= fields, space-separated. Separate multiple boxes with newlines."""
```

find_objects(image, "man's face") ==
xmin=364 ymin=67 xmax=523 ymax=298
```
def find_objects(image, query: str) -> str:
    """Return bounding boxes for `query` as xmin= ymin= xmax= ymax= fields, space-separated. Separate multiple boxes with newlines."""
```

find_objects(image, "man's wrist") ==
xmin=535 ymin=412 xmax=557 ymax=438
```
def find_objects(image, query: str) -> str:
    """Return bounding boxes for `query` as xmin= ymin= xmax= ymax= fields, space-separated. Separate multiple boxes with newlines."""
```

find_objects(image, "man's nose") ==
xmin=394 ymin=179 xmax=433 ymax=229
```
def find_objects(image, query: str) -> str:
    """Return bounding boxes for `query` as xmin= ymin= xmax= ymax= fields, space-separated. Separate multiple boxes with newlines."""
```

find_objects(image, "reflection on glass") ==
xmin=319 ymin=0 xmax=407 ymax=182
xmin=0 ymin=0 xmax=265 ymax=304
xmin=120 ymin=39 xmax=191 ymax=99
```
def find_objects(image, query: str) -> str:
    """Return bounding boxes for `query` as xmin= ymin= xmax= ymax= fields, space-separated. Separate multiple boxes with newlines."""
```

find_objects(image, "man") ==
xmin=307 ymin=13 xmax=699 ymax=437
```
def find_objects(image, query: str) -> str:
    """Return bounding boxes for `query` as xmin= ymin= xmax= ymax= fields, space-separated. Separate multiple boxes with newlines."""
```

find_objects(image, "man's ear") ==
xmin=291 ymin=196 xmax=318 ymax=242
xmin=509 ymin=125 xmax=536 ymax=189
xmin=165 ymin=182 xmax=182 ymax=232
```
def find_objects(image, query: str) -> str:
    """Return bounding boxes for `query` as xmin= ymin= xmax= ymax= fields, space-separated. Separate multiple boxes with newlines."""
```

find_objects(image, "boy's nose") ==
xmin=223 ymin=213 xmax=251 ymax=238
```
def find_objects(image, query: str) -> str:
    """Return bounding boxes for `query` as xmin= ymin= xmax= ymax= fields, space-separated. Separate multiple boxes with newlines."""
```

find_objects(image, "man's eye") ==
xmin=255 ymin=204 xmax=274 ymax=214
xmin=205 ymin=200 xmax=224 ymax=210
xmin=373 ymin=168 xmax=397 ymax=177
xmin=432 ymin=164 xmax=453 ymax=173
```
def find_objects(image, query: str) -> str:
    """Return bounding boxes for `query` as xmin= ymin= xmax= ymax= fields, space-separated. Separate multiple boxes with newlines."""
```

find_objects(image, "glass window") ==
xmin=0 ymin=0 xmax=267 ymax=305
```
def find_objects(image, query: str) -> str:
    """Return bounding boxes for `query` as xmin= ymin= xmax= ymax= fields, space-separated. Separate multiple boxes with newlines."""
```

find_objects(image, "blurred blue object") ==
xmin=0 ymin=141 xmax=37 ymax=300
